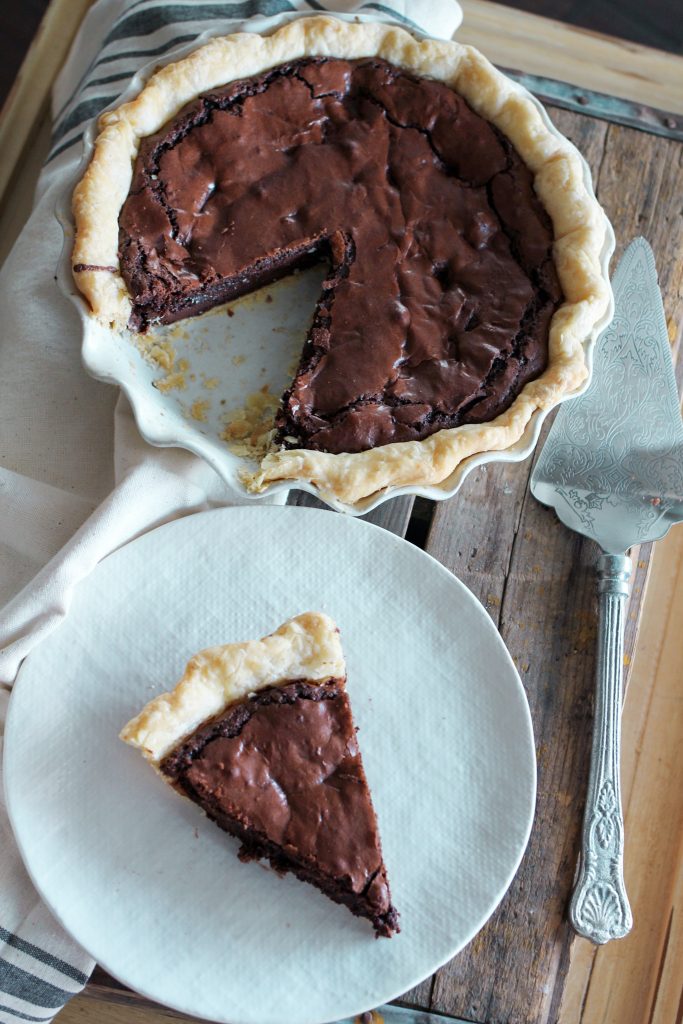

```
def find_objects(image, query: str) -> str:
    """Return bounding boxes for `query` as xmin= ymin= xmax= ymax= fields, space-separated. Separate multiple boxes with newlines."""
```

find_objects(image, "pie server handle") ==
xmin=569 ymin=553 xmax=633 ymax=944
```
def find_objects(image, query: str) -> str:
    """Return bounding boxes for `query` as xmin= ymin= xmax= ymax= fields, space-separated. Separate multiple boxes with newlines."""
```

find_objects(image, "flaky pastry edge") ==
xmin=72 ymin=15 xmax=610 ymax=506
xmin=119 ymin=612 xmax=345 ymax=765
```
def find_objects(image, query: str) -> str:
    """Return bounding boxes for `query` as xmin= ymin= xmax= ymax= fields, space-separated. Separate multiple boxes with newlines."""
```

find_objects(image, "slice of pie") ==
xmin=72 ymin=16 xmax=610 ymax=505
xmin=120 ymin=613 xmax=399 ymax=938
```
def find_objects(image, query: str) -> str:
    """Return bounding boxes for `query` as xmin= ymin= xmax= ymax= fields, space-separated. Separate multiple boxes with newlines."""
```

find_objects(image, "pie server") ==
xmin=531 ymin=237 xmax=683 ymax=944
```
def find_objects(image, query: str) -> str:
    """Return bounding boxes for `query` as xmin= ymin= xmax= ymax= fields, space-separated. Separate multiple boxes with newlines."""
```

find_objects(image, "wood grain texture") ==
xmin=422 ymin=108 xmax=683 ymax=1024
xmin=0 ymin=0 xmax=91 ymax=198
xmin=494 ymin=0 xmax=683 ymax=56
xmin=0 ymin=0 xmax=49 ymax=109
xmin=288 ymin=490 xmax=415 ymax=538
xmin=1 ymin=3 xmax=681 ymax=1022
xmin=59 ymin=992 xmax=207 ymax=1024
xmin=0 ymin=111 xmax=51 ymax=268
xmin=458 ymin=0 xmax=683 ymax=115
xmin=64 ymin=96 xmax=683 ymax=1024
xmin=425 ymin=422 xmax=602 ymax=1024
xmin=559 ymin=525 xmax=683 ymax=1024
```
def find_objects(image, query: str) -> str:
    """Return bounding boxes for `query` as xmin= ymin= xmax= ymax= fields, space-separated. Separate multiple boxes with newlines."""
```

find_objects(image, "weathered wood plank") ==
xmin=421 ymin=109 xmax=611 ymax=1023
xmin=458 ymin=0 xmax=683 ymax=116
xmin=597 ymin=126 xmax=683 ymax=379
xmin=81 ymin=109 xmax=683 ymax=1024
xmin=421 ymin=459 xmax=532 ymax=619
xmin=559 ymin=525 xmax=683 ymax=1024
xmin=3 ymin=1 xmax=680 ymax=1018
xmin=288 ymin=490 xmax=415 ymax=539
xmin=361 ymin=495 xmax=416 ymax=536
xmin=69 ymin=987 xmax=470 ymax=1024
xmin=426 ymin=416 xmax=601 ymax=1024
xmin=0 ymin=0 xmax=91 ymax=199
xmin=422 ymin=109 xmax=683 ymax=1024
xmin=426 ymin=455 xmax=660 ymax=1024
xmin=0 ymin=111 xmax=51 ymax=268
xmin=557 ymin=129 xmax=683 ymax=1023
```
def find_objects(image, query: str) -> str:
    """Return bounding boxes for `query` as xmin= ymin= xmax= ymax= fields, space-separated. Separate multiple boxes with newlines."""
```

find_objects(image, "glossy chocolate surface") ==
xmin=119 ymin=58 xmax=562 ymax=454
xmin=161 ymin=681 xmax=397 ymax=934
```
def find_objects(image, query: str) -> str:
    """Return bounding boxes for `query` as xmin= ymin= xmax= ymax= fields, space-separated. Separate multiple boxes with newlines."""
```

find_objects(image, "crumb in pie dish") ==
xmin=72 ymin=17 xmax=610 ymax=504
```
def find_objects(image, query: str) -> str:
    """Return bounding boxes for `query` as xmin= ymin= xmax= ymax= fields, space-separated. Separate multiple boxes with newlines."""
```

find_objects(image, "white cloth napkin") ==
xmin=0 ymin=1 xmax=462 ymax=1020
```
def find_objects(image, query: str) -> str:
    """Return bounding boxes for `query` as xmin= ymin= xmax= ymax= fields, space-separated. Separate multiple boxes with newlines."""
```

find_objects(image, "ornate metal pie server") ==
xmin=531 ymin=237 xmax=683 ymax=944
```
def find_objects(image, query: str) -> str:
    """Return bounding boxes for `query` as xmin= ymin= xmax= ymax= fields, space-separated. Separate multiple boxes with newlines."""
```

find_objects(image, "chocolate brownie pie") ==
xmin=72 ymin=16 xmax=610 ymax=504
xmin=120 ymin=613 xmax=399 ymax=938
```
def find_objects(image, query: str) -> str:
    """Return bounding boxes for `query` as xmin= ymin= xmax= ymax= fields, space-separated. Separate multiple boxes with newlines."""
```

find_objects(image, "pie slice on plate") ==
xmin=120 ymin=612 xmax=399 ymax=937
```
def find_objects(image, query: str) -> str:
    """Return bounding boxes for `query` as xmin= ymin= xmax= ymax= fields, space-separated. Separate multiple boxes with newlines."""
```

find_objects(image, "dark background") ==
xmin=1 ymin=0 xmax=681 ymax=109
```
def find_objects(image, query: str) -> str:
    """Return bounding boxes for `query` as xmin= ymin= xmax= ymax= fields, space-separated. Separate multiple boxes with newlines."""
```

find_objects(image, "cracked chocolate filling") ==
xmin=118 ymin=57 xmax=562 ymax=455
xmin=161 ymin=680 xmax=399 ymax=938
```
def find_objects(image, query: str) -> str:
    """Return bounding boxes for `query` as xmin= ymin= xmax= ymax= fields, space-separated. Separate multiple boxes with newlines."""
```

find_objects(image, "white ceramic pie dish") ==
xmin=55 ymin=11 xmax=615 ymax=515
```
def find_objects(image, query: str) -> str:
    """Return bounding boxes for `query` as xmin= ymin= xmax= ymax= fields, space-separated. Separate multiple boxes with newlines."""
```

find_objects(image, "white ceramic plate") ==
xmin=5 ymin=506 xmax=536 ymax=1024
xmin=55 ymin=11 xmax=615 ymax=515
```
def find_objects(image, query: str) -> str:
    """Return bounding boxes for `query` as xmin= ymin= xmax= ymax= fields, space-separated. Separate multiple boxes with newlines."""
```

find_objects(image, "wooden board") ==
xmin=559 ymin=525 xmax=683 ymax=1024
xmin=0 ymin=0 xmax=91 ymax=198
xmin=458 ymin=0 xmax=683 ymax=116
xmin=79 ymin=110 xmax=683 ymax=1024
xmin=417 ymin=110 xmax=683 ymax=1024
xmin=1 ymin=4 xmax=682 ymax=1024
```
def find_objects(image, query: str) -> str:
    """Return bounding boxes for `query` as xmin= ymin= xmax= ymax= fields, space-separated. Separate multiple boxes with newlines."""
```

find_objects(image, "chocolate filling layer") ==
xmin=161 ymin=680 xmax=399 ymax=938
xmin=119 ymin=57 xmax=562 ymax=454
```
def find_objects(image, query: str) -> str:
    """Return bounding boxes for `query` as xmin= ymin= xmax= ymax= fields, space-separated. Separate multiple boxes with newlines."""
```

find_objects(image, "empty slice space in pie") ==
xmin=120 ymin=612 xmax=399 ymax=938
xmin=72 ymin=19 xmax=610 ymax=503
xmin=118 ymin=56 xmax=560 ymax=456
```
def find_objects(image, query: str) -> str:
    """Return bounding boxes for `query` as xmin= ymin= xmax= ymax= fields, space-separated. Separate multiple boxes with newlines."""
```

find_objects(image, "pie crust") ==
xmin=72 ymin=15 xmax=610 ymax=505
xmin=119 ymin=612 xmax=345 ymax=764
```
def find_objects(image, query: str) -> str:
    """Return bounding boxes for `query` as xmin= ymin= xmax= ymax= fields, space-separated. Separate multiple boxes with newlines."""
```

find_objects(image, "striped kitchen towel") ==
xmin=0 ymin=2 xmax=462 ymax=1022
xmin=0 ymin=739 xmax=91 ymax=1020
